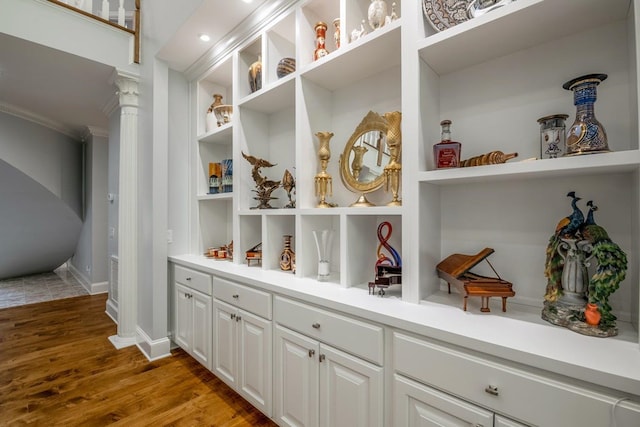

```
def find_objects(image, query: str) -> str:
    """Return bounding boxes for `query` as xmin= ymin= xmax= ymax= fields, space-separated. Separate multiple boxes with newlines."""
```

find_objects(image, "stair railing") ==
xmin=46 ymin=0 xmax=140 ymax=64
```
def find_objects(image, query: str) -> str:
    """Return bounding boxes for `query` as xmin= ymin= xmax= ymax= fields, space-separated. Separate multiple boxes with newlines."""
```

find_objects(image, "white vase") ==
xmin=205 ymin=112 xmax=216 ymax=132
xmin=368 ymin=0 xmax=388 ymax=30
xmin=313 ymin=230 xmax=334 ymax=282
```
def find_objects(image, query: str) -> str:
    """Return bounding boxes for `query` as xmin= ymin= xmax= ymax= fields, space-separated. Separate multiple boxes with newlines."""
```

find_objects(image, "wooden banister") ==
xmin=46 ymin=0 xmax=140 ymax=64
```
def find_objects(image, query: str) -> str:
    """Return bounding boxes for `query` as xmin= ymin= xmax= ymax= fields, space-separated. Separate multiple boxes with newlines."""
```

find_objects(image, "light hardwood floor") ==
xmin=0 ymin=294 xmax=277 ymax=426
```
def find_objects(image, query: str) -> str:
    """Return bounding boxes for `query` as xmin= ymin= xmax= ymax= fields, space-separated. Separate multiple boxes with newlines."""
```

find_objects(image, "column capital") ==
xmin=113 ymin=70 xmax=140 ymax=108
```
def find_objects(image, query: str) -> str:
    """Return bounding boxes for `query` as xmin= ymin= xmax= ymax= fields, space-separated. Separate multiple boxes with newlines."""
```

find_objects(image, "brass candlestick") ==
xmin=315 ymin=131 xmax=336 ymax=208
xmin=383 ymin=111 xmax=402 ymax=206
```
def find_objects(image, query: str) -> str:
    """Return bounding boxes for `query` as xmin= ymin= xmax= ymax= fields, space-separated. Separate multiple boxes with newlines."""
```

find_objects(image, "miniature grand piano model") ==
xmin=436 ymin=248 xmax=515 ymax=313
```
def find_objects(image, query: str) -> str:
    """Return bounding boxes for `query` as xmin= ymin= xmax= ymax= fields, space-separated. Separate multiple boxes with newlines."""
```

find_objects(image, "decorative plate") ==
xmin=422 ymin=0 xmax=472 ymax=32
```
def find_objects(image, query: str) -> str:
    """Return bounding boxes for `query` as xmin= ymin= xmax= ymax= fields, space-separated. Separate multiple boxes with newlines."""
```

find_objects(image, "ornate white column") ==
xmin=108 ymin=72 xmax=139 ymax=349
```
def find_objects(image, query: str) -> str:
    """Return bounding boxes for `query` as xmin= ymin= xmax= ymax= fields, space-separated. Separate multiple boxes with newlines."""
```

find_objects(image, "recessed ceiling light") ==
xmin=199 ymin=34 xmax=211 ymax=42
xmin=241 ymin=0 xmax=253 ymax=3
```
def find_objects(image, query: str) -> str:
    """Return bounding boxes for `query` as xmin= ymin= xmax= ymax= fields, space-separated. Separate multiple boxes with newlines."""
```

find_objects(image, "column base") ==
xmin=108 ymin=334 xmax=137 ymax=349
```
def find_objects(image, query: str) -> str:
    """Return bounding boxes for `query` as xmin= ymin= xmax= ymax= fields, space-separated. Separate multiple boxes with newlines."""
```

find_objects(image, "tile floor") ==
xmin=0 ymin=265 xmax=88 ymax=309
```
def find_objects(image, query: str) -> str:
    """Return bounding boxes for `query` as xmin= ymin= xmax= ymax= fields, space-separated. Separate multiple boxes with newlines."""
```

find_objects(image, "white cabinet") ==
xmin=393 ymin=331 xmax=640 ymax=427
xmin=212 ymin=278 xmax=272 ymax=416
xmin=394 ymin=374 xmax=527 ymax=427
xmin=172 ymin=266 xmax=212 ymax=369
xmin=273 ymin=296 xmax=384 ymax=427
xmin=274 ymin=324 xmax=383 ymax=427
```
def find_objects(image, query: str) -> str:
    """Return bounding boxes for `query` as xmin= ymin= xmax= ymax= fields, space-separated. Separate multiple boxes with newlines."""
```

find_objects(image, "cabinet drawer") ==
xmin=275 ymin=296 xmax=383 ymax=365
xmin=393 ymin=332 xmax=640 ymax=426
xmin=174 ymin=265 xmax=211 ymax=295
xmin=214 ymin=277 xmax=272 ymax=320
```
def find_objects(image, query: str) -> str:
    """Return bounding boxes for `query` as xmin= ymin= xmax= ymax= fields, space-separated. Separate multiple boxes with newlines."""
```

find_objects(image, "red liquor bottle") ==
xmin=433 ymin=119 xmax=461 ymax=169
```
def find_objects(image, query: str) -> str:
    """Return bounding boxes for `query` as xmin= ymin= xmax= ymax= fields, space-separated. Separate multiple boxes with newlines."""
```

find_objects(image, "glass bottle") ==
xmin=433 ymin=119 xmax=461 ymax=169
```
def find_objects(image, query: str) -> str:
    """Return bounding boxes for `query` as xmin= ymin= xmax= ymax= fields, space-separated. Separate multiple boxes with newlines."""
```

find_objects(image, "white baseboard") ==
xmin=105 ymin=298 xmax=118 ymax=324
xmin=68 ymin=263 xmax=108 ymax=295
xmin=136 ymin=326 xmax=172 ymax=361
xmin=89 ymin=280 xmax=108 ymax=294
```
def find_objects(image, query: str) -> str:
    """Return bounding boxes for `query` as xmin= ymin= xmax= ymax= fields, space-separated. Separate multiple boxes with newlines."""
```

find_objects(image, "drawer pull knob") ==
xmin=308 ymin=349 xmax=315 ymax=358
xmin=319 ymin=354 xmax=325 ymax=362
xmin=312 ymin=323 xmax=320 ymax=329
xmin=484 ymin=385 xmax=499 ymax=396
xmin=186 ymin=277 xmax=191 ymax=281
xmin=232 ymin=294 xmax=239 ymax=299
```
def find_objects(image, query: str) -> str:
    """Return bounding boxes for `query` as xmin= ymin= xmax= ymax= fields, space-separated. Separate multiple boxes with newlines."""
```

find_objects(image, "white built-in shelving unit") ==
xmin=176 ymin=0 xmax=640 ymax=405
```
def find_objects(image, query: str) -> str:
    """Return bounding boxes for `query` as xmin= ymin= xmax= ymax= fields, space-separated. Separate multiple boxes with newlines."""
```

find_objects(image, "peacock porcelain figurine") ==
xmin=581 ymin=200 xmax=628 ymax=330
xmin=542 ymin=192 xmax=627 ymax=337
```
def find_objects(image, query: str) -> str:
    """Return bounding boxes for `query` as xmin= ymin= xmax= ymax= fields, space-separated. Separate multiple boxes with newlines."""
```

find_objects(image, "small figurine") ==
xmin=242 ymin=151 xmax=280 ymax=209
xmin=350 ymin=19 xmax=367 ymax=42
xmin=282 ymin=168 xmax=296 ymax=208
xmin=368 ymin=222 xmax=402 ymax=296
xmin=542 ymin=192 xmax=627 ymax=337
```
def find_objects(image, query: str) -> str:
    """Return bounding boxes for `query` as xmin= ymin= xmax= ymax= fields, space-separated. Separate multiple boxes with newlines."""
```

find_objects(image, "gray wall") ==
xmin=0 ymin=111 xmax=82 ymax=216
xmin=70 ymin=132 xmax=109 ymax=286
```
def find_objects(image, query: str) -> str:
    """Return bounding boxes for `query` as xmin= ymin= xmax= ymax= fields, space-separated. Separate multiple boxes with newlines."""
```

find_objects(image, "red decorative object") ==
xmin=584 ymin=303 xmax=601 ymax=326
xmin=314 ymin=22 xmax=329 ymax=61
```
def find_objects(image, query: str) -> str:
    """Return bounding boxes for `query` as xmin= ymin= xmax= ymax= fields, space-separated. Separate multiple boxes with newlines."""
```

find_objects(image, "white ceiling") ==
xmin=0 ymin=32 xmax=116 ymax=138
xmin=157 ymin=0 xmax=268 ymax=72
xmin=0 ymin=0 xmax=266 ymax=139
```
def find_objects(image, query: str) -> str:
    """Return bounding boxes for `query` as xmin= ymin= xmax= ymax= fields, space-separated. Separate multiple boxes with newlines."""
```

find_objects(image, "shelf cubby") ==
xmin=197 ymin=55 xmax=233 ymax=137
xmin=299 ymin=214 xmax=341 ymax=284
xmin=263 ymin=214 xmax=296 ymax=273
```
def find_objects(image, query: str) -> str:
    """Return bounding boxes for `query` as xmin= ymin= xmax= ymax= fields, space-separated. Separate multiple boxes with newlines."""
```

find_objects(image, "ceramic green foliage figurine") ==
xmin=542 ymin=192 xmax=627 ymax=337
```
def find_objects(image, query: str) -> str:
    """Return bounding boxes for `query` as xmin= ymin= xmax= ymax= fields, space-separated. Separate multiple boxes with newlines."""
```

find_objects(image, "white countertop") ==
xmin=169 ymin=254 xmax=640 ymax=397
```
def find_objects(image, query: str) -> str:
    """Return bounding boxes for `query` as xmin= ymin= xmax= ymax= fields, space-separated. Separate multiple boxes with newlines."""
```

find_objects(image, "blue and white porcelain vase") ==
xmin=563 ymin=73 xmax=610 ymax=156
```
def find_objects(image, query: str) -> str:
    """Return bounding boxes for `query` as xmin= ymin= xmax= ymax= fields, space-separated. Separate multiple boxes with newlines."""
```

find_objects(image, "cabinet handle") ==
xmin=312 ymin=323 xmax=320 ymax=329
xmin=308 ymin=349 xmax=315 ymax=358
xmin=186 ymin=277 xmax=191 ymax=281
xmin=231 ymin=313 xmax=236 ymax=319
xmin=236 ymin=315 xmax=241 ymax=322
xmin=484 ymin=385 xmax=499 ymax=396
xmin=232 ymin=294 xmax=239 ymax=299
xmin=319 ymin=354 xmax=325 ymax=362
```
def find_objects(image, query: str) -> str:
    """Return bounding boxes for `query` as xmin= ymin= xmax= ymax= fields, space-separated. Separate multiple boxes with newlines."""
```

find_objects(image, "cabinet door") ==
xmin=394 ymin=374 xmax=494 ymax=427
xmin=319 ymin=344 xmax=383 ymax=427
xmin=238 ymin=310 xmax=272 ymax=416
xmin=174 ymin=283 xmax=192 ymax=352
xmin=212 ymin=299 xmax=237 ymax=386
xmin=274 ymin=325 xmax=319 ymax=427
xmin=191 ymin=290 xmax=211 ymax=368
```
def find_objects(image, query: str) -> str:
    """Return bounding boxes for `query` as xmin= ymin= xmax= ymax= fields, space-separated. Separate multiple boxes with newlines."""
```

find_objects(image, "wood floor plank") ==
xmin=0 ymin=295 xmax=277 ymax=426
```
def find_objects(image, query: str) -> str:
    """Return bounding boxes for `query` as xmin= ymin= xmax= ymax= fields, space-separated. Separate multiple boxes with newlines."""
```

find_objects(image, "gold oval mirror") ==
xmin=339 ymin=111 xmax=389 ymax=207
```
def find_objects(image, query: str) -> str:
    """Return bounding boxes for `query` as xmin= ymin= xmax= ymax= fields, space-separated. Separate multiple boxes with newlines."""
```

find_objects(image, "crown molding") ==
xmin=0 ymin=101 xmax=80 ymax=140
xmin=184 ymin=0 xmax=299 ymax=82
xmin=82 ymin=125 xmax=109 ymax=141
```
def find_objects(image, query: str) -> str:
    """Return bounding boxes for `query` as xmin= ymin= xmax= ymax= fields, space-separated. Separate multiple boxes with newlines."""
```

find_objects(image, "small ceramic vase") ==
xmin=368 ymin=0 xmax=388 ymax=30
xmin=248 ymin=55 xmax=262 ymax=93
xmin=584 ymin=303 xmax=601 ymax=326
xmin=333 ymin=18 xmax=341 ymax=50
xmin=314 ymin=22 xmax=329 ymax=60
xmin=280 ymin=235 xmax=295 ymax=271
xmin=537 ymin=114 xmax=569 ymax=159
xmin=563 ymin=73 xmax=609 ymax=156
xmin=276 ymin=57 xmax=296 ymax=79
